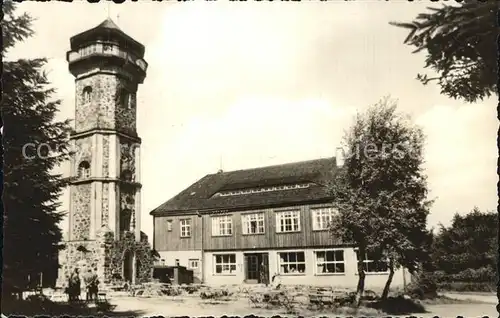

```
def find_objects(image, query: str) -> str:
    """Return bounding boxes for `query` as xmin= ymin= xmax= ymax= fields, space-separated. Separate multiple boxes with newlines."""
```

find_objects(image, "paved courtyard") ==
xmin=107 ymin=294 xmax=497 ymax=317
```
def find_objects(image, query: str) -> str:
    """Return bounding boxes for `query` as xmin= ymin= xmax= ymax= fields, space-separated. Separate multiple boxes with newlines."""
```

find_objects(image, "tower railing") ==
xmin=67 ymin=43 xmax=147 ymax=73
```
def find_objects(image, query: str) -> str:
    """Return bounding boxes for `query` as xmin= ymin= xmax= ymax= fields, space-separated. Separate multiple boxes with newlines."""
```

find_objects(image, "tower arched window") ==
xmin=120 ymin=209 xmax=132 ymax=232
xmin=78 ymin=161 xmax=91 ymax=179
xmin=82 ymin=86 xmax=92 ymax=104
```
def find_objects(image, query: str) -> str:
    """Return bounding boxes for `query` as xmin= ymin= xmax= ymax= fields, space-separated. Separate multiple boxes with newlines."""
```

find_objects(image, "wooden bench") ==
xmin=309 ymin=292 xmax=336 ymax=305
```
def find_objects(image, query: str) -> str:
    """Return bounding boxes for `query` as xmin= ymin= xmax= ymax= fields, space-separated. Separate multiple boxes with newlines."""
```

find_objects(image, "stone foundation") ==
xmin=57 ymin=229 xmax=153 ymax=288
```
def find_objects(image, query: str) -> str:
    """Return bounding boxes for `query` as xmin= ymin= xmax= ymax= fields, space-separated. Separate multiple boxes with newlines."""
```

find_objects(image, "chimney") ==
xmin=335 ymin=147 xmax=345 ymax=167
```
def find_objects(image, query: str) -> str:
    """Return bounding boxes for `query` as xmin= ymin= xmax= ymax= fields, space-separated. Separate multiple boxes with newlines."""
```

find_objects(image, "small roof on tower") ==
xmin=96 ymin=17 xmax=122 ymax=30
xmin=70 ymin=18 xmax=145 ymax=57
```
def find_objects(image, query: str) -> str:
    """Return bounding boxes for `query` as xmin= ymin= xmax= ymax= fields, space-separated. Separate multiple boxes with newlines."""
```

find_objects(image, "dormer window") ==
xmin=78 ymin=161 xmax=91 ymax=179
xmin=82 ymin=86 xmax=92 ymax=105
xmin=214 ymin=182 xmax=312 ymax=197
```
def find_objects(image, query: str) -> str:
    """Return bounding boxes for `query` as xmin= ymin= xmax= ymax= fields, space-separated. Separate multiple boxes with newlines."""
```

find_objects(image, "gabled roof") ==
xmin=150 ymin=157 xmax=338 ymax=216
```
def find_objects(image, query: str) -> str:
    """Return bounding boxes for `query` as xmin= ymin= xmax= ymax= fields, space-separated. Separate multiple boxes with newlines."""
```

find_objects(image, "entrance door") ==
xmin=246 ymin=254 xmax=259 ymax=282
xmin=123 ymin=250 xmax=133 ymax=282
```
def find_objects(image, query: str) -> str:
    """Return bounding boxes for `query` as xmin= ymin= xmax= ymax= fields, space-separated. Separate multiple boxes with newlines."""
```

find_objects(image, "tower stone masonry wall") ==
xmin=102 ymin=182 xmax=110 ymax=226
xmin=58 ymin=19 xmax=152 ymax=289
xmin=102 ymin=135 xmax=110 ymax=177
xmin=71 ymin=184 xmax=92 ymax=240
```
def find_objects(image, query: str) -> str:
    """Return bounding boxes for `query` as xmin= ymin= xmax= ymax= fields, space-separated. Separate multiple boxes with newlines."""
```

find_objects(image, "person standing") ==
xmin=84 ymin=269 xmax=99 ymax=301
xmin=259 ymin=261 xmax=269 ymax=287
xmin=68 ymin=268 xmax=81 ymax=302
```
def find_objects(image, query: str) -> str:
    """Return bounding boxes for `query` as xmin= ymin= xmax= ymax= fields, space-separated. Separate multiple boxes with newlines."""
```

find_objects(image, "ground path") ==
xmin=109 ymin=295 xmax=498 ymax=317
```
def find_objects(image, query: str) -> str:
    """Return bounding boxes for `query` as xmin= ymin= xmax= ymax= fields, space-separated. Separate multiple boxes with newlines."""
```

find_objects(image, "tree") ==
xmin=2 ymin=1 xmax=72 ymax=297
xmin=390 ymin=1 xmax=497 ymax=103
xmin=329 ymin=97 xmax=432 ymax=305
xmin=432 ymin=207 xmax=497 ymax=283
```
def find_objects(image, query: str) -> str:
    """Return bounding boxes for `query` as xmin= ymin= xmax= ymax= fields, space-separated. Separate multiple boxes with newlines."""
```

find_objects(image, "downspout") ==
xmin=197 ymin=210 xmax=205 ymax=284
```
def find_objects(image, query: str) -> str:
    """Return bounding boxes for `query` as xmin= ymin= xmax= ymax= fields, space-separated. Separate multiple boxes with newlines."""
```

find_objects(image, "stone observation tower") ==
xmin=57 ymin=18 xmax=153 ymax=288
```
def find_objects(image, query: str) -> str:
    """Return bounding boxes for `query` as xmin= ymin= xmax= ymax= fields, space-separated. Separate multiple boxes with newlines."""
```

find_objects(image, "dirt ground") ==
xmin=109 ymin=294 xmax=497 ymax=318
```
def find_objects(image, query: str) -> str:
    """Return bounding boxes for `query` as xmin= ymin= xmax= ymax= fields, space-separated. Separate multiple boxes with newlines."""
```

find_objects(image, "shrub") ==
xmin=437 ymin=281 xmax=496 ymax=292
xmin=406 ymin=271 xmax=438 ymax=299
xmin=450 ymin=267 xmax=497 ymax=282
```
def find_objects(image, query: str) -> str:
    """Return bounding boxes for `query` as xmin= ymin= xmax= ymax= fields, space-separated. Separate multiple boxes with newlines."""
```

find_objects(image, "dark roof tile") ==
xmin=150 ymin=157 xmax=337 ymax=215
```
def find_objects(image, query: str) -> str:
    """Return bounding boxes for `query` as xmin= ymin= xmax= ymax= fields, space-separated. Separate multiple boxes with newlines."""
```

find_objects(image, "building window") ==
xmin=188 ymin=259 xmax=199 ymax=270
xmin=312 ymin=207 xmax=335 ymax=231
xmin=167 ymin=220 xmax=172 ymax=232
xmin=214 ymin=254 xmax=236 ymax=275
xmin=242 ymin=213 xmax=265 ymax=234
xmin=78 ymin=161 xmax=91 ymax=179
xmin=211 ymin=215 xmax=233 ymax=236
xmin=278 ymin=252 xmax=306 ymax=274
xmin=355 ymin=250 xmax=389 ymax=274
xmin=82 ymin=86 xmax=92 ymax=104
xmin=180 ymin=219 xmax=191 ymax=237
xmin=276 ymin=210 xmax=300 ymax=233
xmin=315 ymin=250 xmax=345 ymax=274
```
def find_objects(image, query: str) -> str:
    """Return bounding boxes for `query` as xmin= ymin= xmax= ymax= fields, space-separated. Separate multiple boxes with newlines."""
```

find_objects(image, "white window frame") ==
xmin=180 ymin=219 xmax=191 ymax=237
xmin=188 ymin=259 xmax=199 ymax=270
xmin=211 ymin=215 xmax=233 ymax=236
xmin=275 ymin=210 xmax=301 ymax=233
xmin=311 ymin=207 xmax=335 ymax=231
xmin=242 ymin=213 xmax=265 ymax=234
xmin=166 ymin=220 xmax=173 ymax=232
xmin=354 ymin=249 xmax=390 ymax=274
xmin=277 ymin=251 xmax=306 ymax=275
xmin=213 ymin=254 xmax=237 ymax=275
xmin=314 ymin=249 xmax=346 ymax=275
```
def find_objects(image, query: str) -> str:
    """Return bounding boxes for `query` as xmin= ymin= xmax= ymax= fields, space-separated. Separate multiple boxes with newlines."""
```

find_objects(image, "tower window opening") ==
xmin=120 ymin=209 xmax=132 ymax=233
xmin=82 ymin=86 xmax=92 ymax=104
xmin=78 ymin=161 xmax=91 ymax=179
xmin=119 ymin=90 xmax=131 ymax=109
xmin=121 ymin=169 xmax=133 ymax=182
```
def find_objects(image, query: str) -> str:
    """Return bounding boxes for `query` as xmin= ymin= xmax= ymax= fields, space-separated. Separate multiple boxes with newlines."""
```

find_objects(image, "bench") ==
xmin=309 ymin=292 xmax=336 ymax=305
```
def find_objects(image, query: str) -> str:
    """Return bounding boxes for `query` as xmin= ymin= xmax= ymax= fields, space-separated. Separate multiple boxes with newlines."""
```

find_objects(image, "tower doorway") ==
xmin=123 ymin=250 xmax=134 ymax=282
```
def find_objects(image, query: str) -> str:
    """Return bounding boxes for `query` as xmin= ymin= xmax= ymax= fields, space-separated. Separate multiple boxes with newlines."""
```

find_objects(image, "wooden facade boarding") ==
xmin=151 ymin=157 xmax=409 ymax=289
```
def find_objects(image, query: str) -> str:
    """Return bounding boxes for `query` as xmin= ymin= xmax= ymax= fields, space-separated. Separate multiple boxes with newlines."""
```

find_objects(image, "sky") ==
xmin=9 ymin=0 xmax=497 ymax=243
